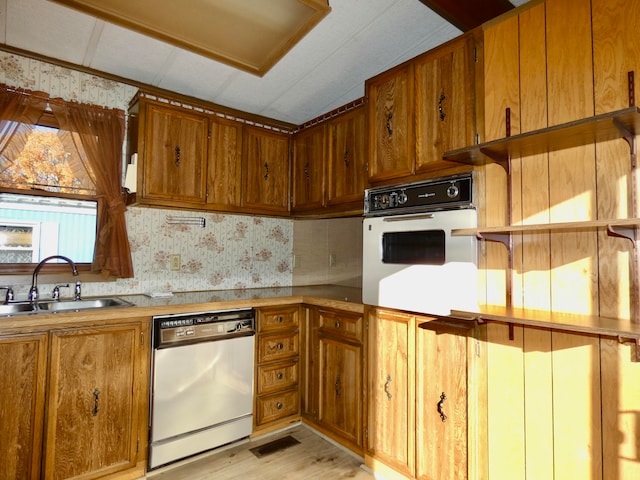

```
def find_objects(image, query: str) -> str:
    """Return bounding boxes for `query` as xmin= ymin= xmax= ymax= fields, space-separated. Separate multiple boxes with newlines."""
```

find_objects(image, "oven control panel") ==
xmin=364 ymin=172 xmax=473 ymax=216
xmin=152 ymin=309 xmax=255 ymax=348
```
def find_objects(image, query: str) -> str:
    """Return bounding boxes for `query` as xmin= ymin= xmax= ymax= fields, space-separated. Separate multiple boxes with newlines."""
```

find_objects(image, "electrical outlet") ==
xmin=293 ymin=254 xmax=300 ymax=269
xmin=170 ymin=254 xmax=181 ymax=271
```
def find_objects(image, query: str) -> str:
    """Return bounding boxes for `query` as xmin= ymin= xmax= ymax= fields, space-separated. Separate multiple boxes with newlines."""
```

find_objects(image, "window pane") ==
xmin=0 ymin=124 xmax=95 ymax=194
xmin=0 ymin=193 xmax=97 ymax=264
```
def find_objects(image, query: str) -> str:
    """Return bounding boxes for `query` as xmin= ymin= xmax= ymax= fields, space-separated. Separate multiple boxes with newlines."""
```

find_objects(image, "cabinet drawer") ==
xmin=257 ymin=360 xmax=298 ymax=395
xmin=257 ymin=332 xmax=299 ymax=363
xmin=256 ymin=389 xmax=299 ymax=425
xmin=319 ymin=310 xmax=363 ymax=343
xmin=258 ymin=307 xmax=299 ymax=333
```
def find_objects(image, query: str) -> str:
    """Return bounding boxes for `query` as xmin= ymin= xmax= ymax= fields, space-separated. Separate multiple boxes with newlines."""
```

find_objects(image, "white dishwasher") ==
xmin=148 ymin=308 xmax=255 ymax=470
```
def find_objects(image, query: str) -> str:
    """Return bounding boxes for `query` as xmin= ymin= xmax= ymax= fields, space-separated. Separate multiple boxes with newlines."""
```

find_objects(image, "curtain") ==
xmin=51 ymin=100 xmax=134 ymax=278
xmin=0 ymin=85 xmax=48 ymax=177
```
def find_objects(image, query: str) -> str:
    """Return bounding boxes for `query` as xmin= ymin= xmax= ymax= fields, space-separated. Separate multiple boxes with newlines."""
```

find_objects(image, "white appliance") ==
xmin=362 ymin=173 xmax=478 ymax=316
xmin=148 ymin=309 xmax=255 ymax=470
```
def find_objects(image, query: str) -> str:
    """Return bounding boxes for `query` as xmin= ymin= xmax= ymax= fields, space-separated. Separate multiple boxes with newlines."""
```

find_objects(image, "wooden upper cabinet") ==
xmin=292 ymin=123 xmax=326 ymax=213
xmin=327 ymin=105 xmax=368 ymax=208
xmin=414 ymin=34 xmax=477 ymax=174
xmin=242 ymin=126 xmax=290 ymax=214
xmin=207 ymin=116 xmax=243 ymax=209
xmin=142 ymin=102 xmax=208 ymax=204
xmin=366 ymin=63 xmax=415 ymax=183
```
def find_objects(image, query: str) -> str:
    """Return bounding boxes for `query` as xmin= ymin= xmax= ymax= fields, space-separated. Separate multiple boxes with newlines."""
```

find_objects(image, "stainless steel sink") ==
xmin=0 ymin=302 xmax=37 ymax=316
xmin=36 ymin=297 xmax=134 ymax=312
xmin=0 ymin=297 xmax=134 ymax=316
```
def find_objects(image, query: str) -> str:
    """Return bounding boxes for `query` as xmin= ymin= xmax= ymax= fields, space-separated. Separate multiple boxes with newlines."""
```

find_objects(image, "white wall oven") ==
xmin=362 ymin=172 xmax=478 ymax=316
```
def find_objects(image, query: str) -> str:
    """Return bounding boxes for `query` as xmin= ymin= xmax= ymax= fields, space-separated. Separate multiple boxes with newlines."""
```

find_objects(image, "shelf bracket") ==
xmin=612 ymin=118 xmax=637 ymax=169
xmin=607 ymin=224 xmax=637 ymax=243
xmin=476 ymin=232 xmax=512 ymax=248
xmin=478 ymin=147 xmax=511 ymax=173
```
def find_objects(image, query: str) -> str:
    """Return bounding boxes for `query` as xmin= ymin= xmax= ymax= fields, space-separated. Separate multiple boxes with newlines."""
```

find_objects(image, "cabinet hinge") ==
xmin=476 ymin=340 xmax=481 ymax=357
xmin=364 ymin=161 xmax=369 ymax=172
xmin=140 ymin=331 xmax=144 ymax=347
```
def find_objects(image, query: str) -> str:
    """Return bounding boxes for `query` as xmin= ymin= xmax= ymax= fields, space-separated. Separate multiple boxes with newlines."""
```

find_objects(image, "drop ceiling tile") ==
xmin=89 ymin=23 xmax=177 ymax=85
xmin=6 ymin=0 xmax=96 ymax=64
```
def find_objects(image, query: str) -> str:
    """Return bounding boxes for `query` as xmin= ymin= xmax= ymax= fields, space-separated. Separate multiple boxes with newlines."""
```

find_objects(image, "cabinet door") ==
xmin=327 ymin=106 xmax=367 ymax=208
xmin=142 ymin=103 xmax=208 ymax=204
xmin=0 ymin=333 xmax=47 ymax=480
xmin=318 ymin=335 xmax=362 ymax=449
xmin=415 ymin=35 xmax=476 ymax=174
xmin=366 ymin=64 xmax=415 ymax=182
xmin=207 ymin=116 xmax=243 ymax=209
xmin=43 ymin=323 xmax=144 ymax=479
xmin=292 ymin=123 xmax=326 ymax=213
xmin=242 ymin=126 xmax=290 ymax=214
xmin=368 ymin=309 xmax=415 ymax=477
xmin=416 ymin=320 xmax=469 ymax=480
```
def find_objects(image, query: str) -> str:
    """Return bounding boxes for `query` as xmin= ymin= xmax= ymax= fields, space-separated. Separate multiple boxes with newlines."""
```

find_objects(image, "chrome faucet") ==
xmin=0 ymin=286 xmax=14 ymax=304
xmin=29 ymin=255 xmax=78 ymax=302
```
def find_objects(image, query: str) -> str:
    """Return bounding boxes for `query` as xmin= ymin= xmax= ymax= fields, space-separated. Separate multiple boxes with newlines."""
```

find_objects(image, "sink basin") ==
xmin=36 ymin=297 xmax=134 ymax=312
xmin=0 ymin=302 xmax=37 ymax=316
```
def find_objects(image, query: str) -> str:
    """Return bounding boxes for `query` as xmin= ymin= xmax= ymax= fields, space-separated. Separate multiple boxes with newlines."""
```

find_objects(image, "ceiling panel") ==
xmin=2 ymin=0 xmax=529 ymax=125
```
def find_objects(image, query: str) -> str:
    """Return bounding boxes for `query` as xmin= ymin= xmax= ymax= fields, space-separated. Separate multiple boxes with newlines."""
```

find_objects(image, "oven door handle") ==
xmin=382 ymin=213 xmax=435 ymax=222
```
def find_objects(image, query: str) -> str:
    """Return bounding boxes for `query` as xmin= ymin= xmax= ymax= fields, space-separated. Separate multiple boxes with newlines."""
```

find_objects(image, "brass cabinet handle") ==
xmin=437 ymin=392 xmax=447 ymax=422
xmin=175 ymin=146 xmax=181 ymax=166
xmin=92 ymin=388 xmax=100 ymax=416
xmin=384 ymin=375 xmax=392 ymax=400
xmin=343 ymin=146 xmax=350 ymax=167
xmin=438 ymin=91 xmax=446 ymax=121
xmin=264 ymin=162 xmax=269 ymax=180
xmin=386 ymin=112 xmax=393 ymax=136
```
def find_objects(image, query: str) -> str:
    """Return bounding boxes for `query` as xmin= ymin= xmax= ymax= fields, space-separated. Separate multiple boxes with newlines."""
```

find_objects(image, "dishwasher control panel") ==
xmin=152 ymin=308 xmax=255 ymax=348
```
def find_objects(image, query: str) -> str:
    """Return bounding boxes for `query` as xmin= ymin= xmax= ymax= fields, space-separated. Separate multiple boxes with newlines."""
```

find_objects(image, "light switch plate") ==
xmin=170 ymin=254 xmax=181 ymax=271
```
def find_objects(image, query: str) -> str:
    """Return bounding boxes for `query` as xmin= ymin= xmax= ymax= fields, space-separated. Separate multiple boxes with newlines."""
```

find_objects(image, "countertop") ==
xmin=0 ymin=285 xmax=363 ymax=334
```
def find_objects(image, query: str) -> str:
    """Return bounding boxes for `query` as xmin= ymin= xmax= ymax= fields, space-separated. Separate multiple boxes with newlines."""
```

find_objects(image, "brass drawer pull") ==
xmin=277 ymin=372 xmax=284 ymax=380
xmin=334 ymin=321 xmax=341 ymax=329
xmin=92 ymin=388 xmax=100 ymax=416
xmin=437 ymin=392 xmax=447 ymax=422
xmin=276 ymin=402 xmax=283 ymax=410
xmin=384 ymin=375 xmax=392 ymax=400
xmin=277 ymin=316 xmax=284 ymax=323
xmin=277 ymin=342 xmax=284 ymax=350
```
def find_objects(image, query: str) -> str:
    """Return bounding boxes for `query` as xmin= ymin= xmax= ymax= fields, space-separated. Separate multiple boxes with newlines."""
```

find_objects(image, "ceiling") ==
xmin=0 ymin=0 xmax=529 ymax=126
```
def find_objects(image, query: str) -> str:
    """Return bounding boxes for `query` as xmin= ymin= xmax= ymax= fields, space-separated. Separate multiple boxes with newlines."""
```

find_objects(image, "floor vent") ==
xmin=249 ymin=435 xmax=300 ymax=458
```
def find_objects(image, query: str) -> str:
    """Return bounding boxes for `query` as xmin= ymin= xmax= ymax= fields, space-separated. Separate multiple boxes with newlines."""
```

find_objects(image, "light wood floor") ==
xmin=146 ymin=424 xmax=375 ymax=480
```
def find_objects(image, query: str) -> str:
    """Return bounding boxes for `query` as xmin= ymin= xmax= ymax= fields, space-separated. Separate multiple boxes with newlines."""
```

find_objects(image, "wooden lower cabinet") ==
xmin=366 ymin=307 xmax=474 ymax=480
xmin=254 ymin=305 xmax=301 ymax=431
xmin=0 ymin=332 xmax=48 ymax=480
xmin=303 ymin=306 xmax=365 ymax=454
xmin=0 ymin=319 xmax=150 ymax=480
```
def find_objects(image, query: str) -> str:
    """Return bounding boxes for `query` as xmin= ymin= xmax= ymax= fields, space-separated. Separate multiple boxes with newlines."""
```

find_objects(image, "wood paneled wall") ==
xmin=479 ymin=1 xmax=640 ymax=479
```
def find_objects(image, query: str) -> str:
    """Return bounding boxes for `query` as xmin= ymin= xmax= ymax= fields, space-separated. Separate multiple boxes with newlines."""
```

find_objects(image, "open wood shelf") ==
xmin=443 ymin=106 xmax=640 ymax=166
xmin=451 ymin=305 xmax=640 ymax=339
xmin=452 ymin=218 xmax=640 ymax=240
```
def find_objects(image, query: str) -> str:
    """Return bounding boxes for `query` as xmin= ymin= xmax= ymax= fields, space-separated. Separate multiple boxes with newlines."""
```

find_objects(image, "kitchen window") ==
xmin=0 ymin=84 xmax=133 ymax=277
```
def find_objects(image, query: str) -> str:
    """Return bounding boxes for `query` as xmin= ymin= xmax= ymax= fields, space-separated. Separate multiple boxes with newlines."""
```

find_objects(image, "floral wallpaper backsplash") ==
xmin=80 ymin=207 xmax=295 ymax=296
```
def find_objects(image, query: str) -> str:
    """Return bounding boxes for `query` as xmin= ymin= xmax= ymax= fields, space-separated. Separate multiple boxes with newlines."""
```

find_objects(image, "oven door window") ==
xmin=382 ymin=230 xmax=445 ymax=265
